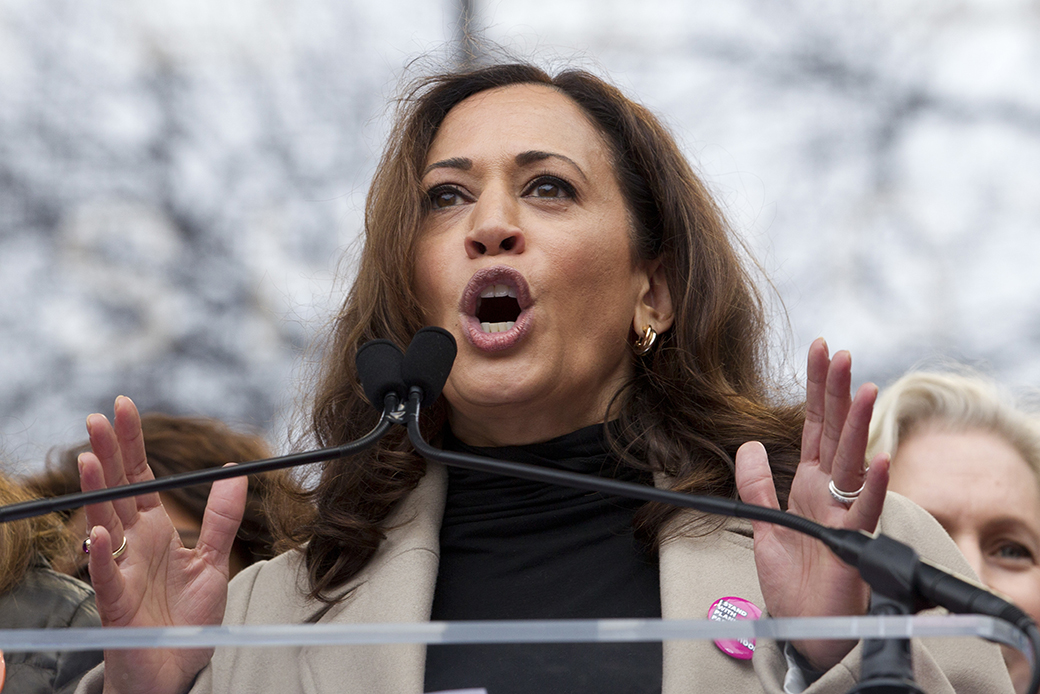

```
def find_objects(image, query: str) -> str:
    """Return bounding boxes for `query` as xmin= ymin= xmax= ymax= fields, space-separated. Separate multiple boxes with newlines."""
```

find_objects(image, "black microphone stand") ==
xmin=847 ymin=533 xmax=925 ymax=694
xmin=849 ymin=592 xmax=924 ymax=694
xmin=0 ymin=400 xmax=398 ymax=524
xmin=844 ymin=526 xmax=927 ymax=694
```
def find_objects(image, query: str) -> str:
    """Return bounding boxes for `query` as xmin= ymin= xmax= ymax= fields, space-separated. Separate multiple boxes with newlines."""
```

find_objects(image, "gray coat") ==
xmin=1 ymin=561 xmax=103 ymax=694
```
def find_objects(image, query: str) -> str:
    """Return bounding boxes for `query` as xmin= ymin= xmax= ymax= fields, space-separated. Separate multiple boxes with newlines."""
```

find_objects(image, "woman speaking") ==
xmin=74 ymin=63 xmax=1012 ymax=693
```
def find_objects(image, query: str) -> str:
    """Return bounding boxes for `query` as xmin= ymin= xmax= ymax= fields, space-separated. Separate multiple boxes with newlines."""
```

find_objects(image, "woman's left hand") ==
xmin=735 ymin=337 xmax=890 ymax=671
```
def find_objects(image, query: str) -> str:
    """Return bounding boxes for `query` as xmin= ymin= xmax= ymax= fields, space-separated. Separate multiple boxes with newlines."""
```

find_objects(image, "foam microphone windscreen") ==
xmin=402 ymin=327 xmax=457 ymax=409
xmin=355 ymin=339 xmax=405 ymax=410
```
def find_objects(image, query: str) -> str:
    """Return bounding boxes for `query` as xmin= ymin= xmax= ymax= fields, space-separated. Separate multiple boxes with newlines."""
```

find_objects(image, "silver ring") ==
xmin=82 ymin=535 xmax=128 ymax=559
xmin=828 ymin=478 xmax=865 ymax=506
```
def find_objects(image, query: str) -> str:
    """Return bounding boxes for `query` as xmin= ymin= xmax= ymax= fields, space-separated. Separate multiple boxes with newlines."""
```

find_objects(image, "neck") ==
xmin=446 ymin=393 xmax=618 ymax=448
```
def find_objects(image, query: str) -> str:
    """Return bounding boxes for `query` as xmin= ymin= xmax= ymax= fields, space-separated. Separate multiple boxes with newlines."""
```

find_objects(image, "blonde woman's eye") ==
xmin=994 ymin=542 xmax=1035 ymax=563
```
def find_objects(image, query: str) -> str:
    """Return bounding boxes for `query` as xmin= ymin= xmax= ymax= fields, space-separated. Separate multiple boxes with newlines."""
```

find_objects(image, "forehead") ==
xmin=891 ymin=428 xmax=1040 ymax=517
xmin=426 ymin=83 xmax=611 ymax=165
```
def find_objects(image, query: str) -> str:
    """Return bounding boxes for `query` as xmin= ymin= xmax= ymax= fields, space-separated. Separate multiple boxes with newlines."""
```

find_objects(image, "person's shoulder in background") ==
xmin=0 ymin=559 xmax=103 ymax=694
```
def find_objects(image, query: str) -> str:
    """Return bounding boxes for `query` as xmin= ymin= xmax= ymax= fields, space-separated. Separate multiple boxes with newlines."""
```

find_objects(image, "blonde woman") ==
xmin=870 ymin=370 xmax=1040 ymax=693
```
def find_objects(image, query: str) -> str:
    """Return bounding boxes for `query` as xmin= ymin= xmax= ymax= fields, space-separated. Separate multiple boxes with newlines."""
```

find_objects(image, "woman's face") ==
xmin=888 ymin=427 xmax=1040 ymax=691
xmin=413 ymin=84 xmax=667 ymax=446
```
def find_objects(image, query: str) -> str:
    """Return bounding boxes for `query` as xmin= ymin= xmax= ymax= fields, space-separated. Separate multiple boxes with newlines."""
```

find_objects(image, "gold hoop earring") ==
xmin=633 ymin=324 xmax=657 ymax=356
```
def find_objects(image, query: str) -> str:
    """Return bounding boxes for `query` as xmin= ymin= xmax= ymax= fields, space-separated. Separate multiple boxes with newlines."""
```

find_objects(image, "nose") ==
xmin=951 ymin=533 xmax=986 ymax=582
xmin=465 ymin=186 xmax=526 ymax=259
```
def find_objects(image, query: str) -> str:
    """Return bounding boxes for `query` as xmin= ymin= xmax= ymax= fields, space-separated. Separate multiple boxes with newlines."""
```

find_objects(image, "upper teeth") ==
xmin=479 ymin=284 xmax=517 ymax=299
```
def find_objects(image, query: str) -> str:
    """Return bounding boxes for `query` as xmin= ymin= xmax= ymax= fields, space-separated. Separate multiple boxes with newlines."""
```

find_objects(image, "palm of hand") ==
xmin=80 ymin=396 xmax=247 ymax=694
xmin=735 ymin=340 xmax=888 ymax=671
xmin=768 ymin=464 xmax=871 ymax=614
xmin=96 ymin=505 xmax=232 ymax=694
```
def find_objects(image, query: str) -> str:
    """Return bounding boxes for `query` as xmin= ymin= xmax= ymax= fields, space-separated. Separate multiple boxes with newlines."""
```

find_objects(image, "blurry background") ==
xmin=2 ymin=0 xmax=1039 ymax=471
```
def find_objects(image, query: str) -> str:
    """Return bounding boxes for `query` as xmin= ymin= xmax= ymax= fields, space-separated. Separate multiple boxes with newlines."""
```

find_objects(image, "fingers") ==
xmin=818 ymin=351 xmax=852 ymax=472
xmin=195 ymin=466 xmax=248 ymax=576
xmin=798 ymin=341 xmax=883 ymax=532
xmin=800 ymin=338 xmax=829 ymax=464
xmin=113 ymin=396 xmax=158 ymax=490
xmin=85 ymin=397 xmax=161 ymax=518
xmin=84 ymin=524 xmax=129 ymax=625
xmin=80 ymin=452 xmax=134 ymax=625
xmin=842 ymin=452 xmax=889 ymax=534
xmin=801 ymin=341 xmax=866 ymax=478
xmin=108 ymin=396 xmax=161 ymax=511
xmin=79 ymin=450 xmax=126 ymax=556
xmin=829 ymin=382 xmax=878 ymax=494
xmin=79 ymin=396 xmax=161 ymax=571
xmin=85 ymin=412 xmax=140 ymax=527
xmin=735 ymin=441 xmax=781 ymax=512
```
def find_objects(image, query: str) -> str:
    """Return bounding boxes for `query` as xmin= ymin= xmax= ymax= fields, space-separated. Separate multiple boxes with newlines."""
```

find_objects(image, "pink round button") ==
xmin=708 ymin=596 xmax=762 ymax=660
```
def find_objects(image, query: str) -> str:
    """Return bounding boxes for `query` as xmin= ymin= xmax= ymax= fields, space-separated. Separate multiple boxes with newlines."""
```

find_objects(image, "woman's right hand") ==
xmin=78 ymin=396 xmax=248 ymax=694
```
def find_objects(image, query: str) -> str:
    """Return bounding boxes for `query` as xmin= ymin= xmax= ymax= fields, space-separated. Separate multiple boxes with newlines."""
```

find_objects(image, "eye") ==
xmin=523 ymin=175 xmax=575 ymax=200
xmin=426 ymin=185 xmax=469 ymax=210
xmin=993 ymin=541 xmax=1035 ymax=563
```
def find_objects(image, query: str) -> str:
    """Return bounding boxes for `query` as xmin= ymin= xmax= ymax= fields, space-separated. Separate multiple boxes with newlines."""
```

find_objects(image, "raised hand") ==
xmin=78 ymin=396 xmax=248 ymax=694
xmin=735 ymin=338 xmax=890 ymax=670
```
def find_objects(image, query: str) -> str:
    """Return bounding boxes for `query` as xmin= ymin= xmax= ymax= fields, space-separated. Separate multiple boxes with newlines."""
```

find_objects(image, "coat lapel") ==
xmin=654 ymin=473 xmax=767 ymax=694
xmin=300 ymin=462 xmax=447 ymax=694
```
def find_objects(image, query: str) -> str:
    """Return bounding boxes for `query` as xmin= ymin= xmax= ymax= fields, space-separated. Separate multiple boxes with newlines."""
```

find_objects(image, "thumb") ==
xmin=735 ymin=441 xmax=781 ymax=512
xmin=195 ymin=464 xmax=248 ymax=573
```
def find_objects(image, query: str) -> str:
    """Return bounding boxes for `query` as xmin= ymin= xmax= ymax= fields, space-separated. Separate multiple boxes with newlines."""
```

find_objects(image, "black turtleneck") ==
xmin=423 ymin=424 xmax=662 ymax=694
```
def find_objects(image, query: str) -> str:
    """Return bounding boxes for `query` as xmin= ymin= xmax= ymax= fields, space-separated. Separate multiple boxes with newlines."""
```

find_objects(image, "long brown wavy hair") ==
xmin=271 ymin=62 xmax=804 ymax=603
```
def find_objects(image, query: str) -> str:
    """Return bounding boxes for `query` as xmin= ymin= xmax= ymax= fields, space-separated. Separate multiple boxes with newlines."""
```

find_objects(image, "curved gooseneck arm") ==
xmin=0 ymin=400 xmax=398 ymax=525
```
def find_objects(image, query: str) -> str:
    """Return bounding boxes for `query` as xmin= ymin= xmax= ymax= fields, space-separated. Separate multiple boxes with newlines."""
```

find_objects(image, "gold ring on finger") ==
xmin=82 ymin=535 xmax=128 ymax=559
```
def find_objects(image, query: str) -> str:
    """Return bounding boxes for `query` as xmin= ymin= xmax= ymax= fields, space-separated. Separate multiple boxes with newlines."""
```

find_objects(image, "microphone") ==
xmin=355 ymin=339 xmax=406 ymax=410
xmin=401 ymin=326 xmax=457 ymax=408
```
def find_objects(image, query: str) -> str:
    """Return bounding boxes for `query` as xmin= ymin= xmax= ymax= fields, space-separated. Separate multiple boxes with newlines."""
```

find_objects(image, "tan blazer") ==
xmin=79 ymin=463 xmax=1014 ymax=694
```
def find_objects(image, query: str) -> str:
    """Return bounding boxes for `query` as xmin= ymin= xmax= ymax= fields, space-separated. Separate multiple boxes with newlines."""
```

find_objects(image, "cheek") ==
xmin=548 ymin=238 xmax=640 ymax=306
xmin=986 ymin=569 xmax=1040 ymax=622
xmin=413 ymin=243 xmax=456 ymax=319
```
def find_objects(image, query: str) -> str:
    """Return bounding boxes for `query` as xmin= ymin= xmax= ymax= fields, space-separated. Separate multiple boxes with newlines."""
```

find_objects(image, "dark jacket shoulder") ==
xmin=0 ymin=561 xmax=103 ymax=694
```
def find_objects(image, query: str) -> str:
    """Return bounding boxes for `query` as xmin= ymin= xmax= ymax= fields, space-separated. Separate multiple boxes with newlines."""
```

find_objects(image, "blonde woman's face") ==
xmin=889 ymin=427 xmax=1040 ymax=692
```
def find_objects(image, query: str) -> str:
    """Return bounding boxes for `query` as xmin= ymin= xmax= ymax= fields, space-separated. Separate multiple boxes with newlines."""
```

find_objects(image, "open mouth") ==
xmin=459 ymin=265 xmax=532 ymax=350
xmin=475 ymin=284 xmax=522 ymax=333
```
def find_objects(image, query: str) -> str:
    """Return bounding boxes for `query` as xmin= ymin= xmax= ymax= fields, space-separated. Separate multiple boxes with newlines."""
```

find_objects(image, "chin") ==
xmin=444 ymin=383 xmax=537 ymax=412
xmin=442 ymin=367 xmax=549 ymax=413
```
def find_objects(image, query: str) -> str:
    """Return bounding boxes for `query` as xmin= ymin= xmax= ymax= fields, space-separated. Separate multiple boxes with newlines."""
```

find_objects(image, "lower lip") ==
xmin=461 ymin=310 xmax=531 ymax=352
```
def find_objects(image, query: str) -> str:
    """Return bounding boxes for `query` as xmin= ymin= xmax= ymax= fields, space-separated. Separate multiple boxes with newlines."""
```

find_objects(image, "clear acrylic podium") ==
xmin=0 ymin=614 xmax=1028 ymax=655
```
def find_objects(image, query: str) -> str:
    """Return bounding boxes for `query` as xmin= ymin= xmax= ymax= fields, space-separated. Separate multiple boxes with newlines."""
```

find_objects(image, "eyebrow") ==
xmin=421 ymin=151 xmax=588 ymax=182
xmin=515 ymin=150 xmax=588 ymax=182
xmin=422 ymin=157 xmax=472 ymax=177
